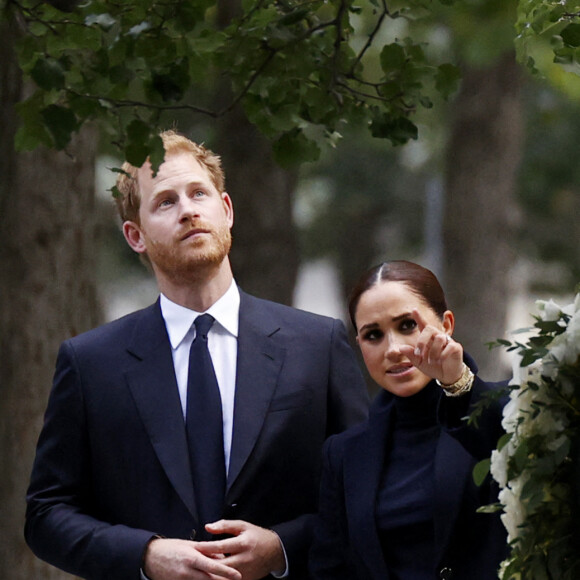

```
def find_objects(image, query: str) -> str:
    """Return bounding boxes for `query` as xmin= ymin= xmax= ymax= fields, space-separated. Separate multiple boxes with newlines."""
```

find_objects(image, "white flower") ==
xmin=546 ymin=312 xmax=580 ymax=367
xmin=558 ymin=374 xmax=575 ymax=398
xmin=536 ymin=298 xmax=562 ymax=322
xmin=490 ymin=447 xmax=509 ymax=488
xmin=565 ymin=293 xmax=580 ymax=315
xmin=508 ymin=355 xmax=542 ymax=388
xmin=546 ymin=433 xmax=567 ymax=453
xmin=501 ymin=392 xmax=519 ymax=434
xmin=564 ymin=311 xmax=580 ymax=361
xmin=499 ymin=558 xmax=519 ymax=580
xmin=499 ymin=485 xmax=526 ymax=544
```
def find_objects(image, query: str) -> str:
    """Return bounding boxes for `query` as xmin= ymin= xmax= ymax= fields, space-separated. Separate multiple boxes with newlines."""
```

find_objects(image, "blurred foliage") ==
xmin=297 ymin=0 xmax=580 ymax=299
xmin=436 ymin=0 xmax=518 ymax=66
xmin=517 ymin=83 xmax=580 ymax=291
xmin=4 ymin=0 xmax=462 ymax=168
xmin=5 ymin=0 xmax=580 ymax=295
xmin=516 ymin=0 xmax=580 ymax=75
xmin=296 ymin=126 xmax=431 ymax=293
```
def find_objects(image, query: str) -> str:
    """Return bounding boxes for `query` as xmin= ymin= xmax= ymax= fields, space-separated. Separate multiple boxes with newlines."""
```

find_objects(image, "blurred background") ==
xmin=2 ymin=0 xmax=580 ymax=577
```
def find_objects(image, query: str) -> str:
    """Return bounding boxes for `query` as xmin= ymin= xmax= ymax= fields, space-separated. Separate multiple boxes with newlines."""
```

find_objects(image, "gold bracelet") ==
xmin=436 ymin=363 xmax=474 ymax=397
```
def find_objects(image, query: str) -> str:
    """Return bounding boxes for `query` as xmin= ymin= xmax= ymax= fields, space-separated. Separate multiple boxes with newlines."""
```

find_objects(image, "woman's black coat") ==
xmin=310 ymin=366 xmax=508 ymax=580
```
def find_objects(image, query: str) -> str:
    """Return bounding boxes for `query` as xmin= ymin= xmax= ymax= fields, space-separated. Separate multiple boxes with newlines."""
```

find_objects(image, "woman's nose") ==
xmin=384 ymin=336 xmax=403 ymax=360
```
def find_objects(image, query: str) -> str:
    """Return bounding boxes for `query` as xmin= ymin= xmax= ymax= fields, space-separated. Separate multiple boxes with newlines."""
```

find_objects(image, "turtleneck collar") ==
xmin=392 ymin=380 xmax=440 ymax=427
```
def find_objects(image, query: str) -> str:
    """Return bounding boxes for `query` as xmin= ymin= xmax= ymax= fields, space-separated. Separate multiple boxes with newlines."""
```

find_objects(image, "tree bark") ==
xmin=216 ymin=108 xmax=300 ymax=306
xmin=214 ymin=0 xmax=299 ymax=306
xmin=443 ymin=53 xmax=523 ymax=380
xmin=0 ymin=17 xmax=100 ymax=579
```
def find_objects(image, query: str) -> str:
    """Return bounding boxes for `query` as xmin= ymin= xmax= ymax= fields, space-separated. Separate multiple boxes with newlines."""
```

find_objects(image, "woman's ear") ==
xmin=443 ymin=310 xmax=455 ymax=335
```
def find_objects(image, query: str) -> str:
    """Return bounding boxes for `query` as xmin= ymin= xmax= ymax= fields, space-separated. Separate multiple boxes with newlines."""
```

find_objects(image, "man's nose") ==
xmin=179 ymin=196 xmax=201 ymax=221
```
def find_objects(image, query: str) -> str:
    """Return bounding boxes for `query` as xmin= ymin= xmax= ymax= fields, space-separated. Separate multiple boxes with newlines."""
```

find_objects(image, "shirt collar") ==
xmin=160 ymin=281 xmax=240 ymax=349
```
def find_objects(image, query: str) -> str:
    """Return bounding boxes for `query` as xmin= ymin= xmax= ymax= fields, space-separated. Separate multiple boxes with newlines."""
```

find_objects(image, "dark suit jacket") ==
xmin=310 ymin=372 xmax=507 ymax=580
xmin=25 ymin=290 xmax=369 ymax=580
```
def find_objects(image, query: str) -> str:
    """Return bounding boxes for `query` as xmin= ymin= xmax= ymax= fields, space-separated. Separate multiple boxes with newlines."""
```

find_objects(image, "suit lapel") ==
xmin=345 ymin=392 xmax=393 ymax=579
xmin=124 ymin=301 xmax=197 ymax=520
xmin=227 ymin=292 xmax=285 ymax=491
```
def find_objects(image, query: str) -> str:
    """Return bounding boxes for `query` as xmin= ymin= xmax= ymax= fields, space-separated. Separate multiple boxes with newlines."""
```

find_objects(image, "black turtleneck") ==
xmin=376 ymin=381 xmax=441 ymax=579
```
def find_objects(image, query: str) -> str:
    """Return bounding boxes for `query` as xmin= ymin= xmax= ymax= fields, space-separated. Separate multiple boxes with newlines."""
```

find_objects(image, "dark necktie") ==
xmin=185 ymin=314 xmax=226 ymax=536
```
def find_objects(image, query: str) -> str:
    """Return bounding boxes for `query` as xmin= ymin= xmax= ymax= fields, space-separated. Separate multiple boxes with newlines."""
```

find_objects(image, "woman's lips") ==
xmin=386 ymin=363 xmax=414 ymax=376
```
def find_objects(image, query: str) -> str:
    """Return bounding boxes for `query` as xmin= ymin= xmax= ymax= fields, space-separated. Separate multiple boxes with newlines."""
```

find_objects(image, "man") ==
xmin=25 ymin=131 xmax=369 ymax=580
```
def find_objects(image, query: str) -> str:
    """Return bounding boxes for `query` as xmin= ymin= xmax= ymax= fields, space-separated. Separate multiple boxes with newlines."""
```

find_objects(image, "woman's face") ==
xmin=355 ymin=280 xmax=452 ymax=397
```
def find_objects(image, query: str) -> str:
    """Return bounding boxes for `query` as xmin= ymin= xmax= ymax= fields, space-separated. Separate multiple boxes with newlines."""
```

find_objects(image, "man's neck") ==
xmin=155 ymin=260 xmax=234 ymax=312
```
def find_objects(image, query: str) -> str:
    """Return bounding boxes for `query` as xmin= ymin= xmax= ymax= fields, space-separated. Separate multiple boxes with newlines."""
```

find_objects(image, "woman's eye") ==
xmin=362 ymin=329 xmax=383 ymax=341
xmin=400 ymin=319 xmax=418 ymax=332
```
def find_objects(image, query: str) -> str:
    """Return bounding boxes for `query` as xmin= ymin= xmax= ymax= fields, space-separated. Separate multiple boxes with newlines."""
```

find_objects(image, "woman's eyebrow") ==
xmin=392 ymin=312 xmax=412 ymax=322
xmin=358 ymin=321 xmax=379 ymax=333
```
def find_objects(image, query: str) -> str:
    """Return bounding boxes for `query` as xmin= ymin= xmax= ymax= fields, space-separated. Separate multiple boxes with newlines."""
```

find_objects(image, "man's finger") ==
xmin=206 ymin=520 xmax=246 ymax=535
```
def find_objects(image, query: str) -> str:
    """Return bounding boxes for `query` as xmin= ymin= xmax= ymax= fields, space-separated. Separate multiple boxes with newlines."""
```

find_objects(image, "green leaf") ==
xmin=380 ymin=44 xmax=406 ymax=72
xmin=14 ymin=122 xmax=52 ymax=152
xmin=148 ymin=135 xmax=166 ymax=173
xmin=279 ymin=8 xmax=309 ymax=26
xmin=513 ymin=439 xmax=530 ymax=472
xmin=149 ymin=59 xmax=191 ymax=102
xmin=124 ymin=141 xmax=151 ymax=168
xmin=30 ymin=58 xmax=66 ymax=91
xmin=535 ymin=320 xmax=566 ymax=334
xmin=477 ymin=502 xmax=502 ymax=514
xmin=126 ymin=119 xmax=152 ymax=143
xmin=435 ymin=63 xmax=462 ymax=100
xmin=521 ymin=349 xmax=542 ymax=367
xmin=124 ymin=128 xmax=165 ymax=171
xmin=41 ymin=105 xmax=78 ymax=149
xmin=561 ymin=23 xmax=580 ymax=48
xmin=473 ymin=458 xmax=491 ymax=486
xmin=272 ymin=130 xmax=321 ymax=168
xmin=370 ymin=114 xmax=418 ymax=146
xmin=497 ymin=432 xmax=512 ymax=451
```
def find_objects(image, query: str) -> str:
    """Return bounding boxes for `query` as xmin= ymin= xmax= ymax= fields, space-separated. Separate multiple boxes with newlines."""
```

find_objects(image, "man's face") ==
xmin=124 ymin=151 xmax=234 ymax=281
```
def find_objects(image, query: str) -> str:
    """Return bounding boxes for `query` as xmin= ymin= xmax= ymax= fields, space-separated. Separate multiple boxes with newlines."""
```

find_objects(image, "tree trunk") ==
xmin=443 ymin=53 xmax=523 ymax=380
xmin=0 ymin=18 xmax=100 ymax=579
xmin=216 ymin=108 xmax=300 ymax=306
xmin=213 ymin=0 xmax=299 ymax=306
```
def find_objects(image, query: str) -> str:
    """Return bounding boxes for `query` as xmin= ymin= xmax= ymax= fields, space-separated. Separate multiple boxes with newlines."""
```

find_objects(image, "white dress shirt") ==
xmin=160 ymin=281 xmax=239 ymax=474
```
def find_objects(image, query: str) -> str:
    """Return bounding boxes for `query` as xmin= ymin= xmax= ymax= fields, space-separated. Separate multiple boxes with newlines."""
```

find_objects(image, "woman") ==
xmin=310 ymin=260 xmax=507 ymax=580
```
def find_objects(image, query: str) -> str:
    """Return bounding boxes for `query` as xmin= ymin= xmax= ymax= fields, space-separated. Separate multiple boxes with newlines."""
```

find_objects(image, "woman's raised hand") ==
xmin=398 ymin=308 xmax=464 ymax=385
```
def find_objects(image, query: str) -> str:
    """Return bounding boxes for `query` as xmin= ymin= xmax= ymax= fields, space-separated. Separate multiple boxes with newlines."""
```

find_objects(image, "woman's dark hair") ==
xmin=348 ymin=260 xmax=448 ymax=331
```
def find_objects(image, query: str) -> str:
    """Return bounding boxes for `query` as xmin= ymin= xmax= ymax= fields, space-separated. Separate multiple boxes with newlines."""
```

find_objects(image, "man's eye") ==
xmin=159 ymin=199 xmax=174 ymax=207
xmin=194 ymin=190 xmax=206 ymax=197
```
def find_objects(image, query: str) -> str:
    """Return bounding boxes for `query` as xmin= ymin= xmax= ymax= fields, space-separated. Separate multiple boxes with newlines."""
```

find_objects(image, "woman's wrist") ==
xmin=436 ymin=363 xmax=474 ymax=397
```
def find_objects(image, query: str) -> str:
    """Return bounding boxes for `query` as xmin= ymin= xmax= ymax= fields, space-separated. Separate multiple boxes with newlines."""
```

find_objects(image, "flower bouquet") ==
xmin=487 ymin=294 xmax=580 ymax=579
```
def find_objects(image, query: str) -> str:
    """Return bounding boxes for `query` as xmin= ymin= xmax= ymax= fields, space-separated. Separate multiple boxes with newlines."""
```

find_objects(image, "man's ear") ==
xmin=222 ymin=192 xmax=234 ymax=228
xmin=122 ymin=221 xmax=146 ymax=254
